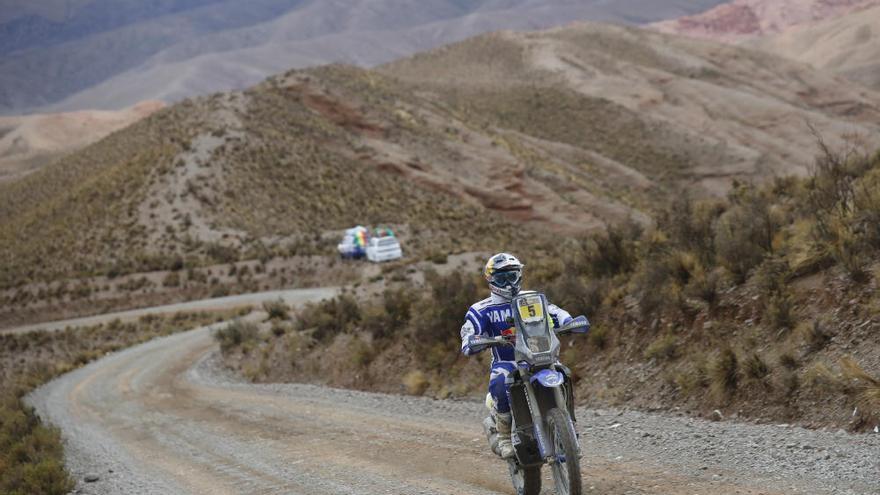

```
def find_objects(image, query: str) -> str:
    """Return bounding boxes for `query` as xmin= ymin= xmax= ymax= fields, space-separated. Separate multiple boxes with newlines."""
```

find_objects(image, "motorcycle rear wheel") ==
xmin=507 ymin=459 xmax=541 ymax=495
xmin=547 ymin=407 xmax=582 ymax=495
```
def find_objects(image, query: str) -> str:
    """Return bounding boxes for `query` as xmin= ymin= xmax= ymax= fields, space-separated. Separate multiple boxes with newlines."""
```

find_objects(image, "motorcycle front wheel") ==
xmin=547 ymin=407 xmax=582 ymax=495
xmin=507 ymin=459 xmax=541 ymax=495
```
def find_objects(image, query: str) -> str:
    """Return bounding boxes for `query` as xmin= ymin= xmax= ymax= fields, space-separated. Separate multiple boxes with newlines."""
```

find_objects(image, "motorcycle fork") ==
xmin=523 ymin=379 xmax=552 ymax=461
xmin=552 ymin=384 xmax=581 ymax=456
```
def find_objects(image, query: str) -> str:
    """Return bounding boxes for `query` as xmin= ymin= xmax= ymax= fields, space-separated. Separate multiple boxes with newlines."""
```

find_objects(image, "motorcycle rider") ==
xmin=460 ymin=253 xmax=573 ymax=459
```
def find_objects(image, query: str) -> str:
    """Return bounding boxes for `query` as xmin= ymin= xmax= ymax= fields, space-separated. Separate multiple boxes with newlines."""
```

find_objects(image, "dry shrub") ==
xmin=714 ymin=186 xmax=777 ymax=282
xmin=797 ymin=320 xmax=831 ymax=354
xmin=780 ymin=370 xmax=800 ymax=398
xmin=744 ymin=353 xmax=770 ymax=382
xmin=416 ymin=270 xmax=478 ymax=348
xmin=765 ymin=291 xmax=795 ymax=330
xmin=684 ymin=267 xmax=721 ymax=309
xmin=262 ymin=298 xmax=290 ymax=320
xmin=545 ymin=274 xmax=604 ymax=319
xmin=162 ymin=272 xmax=181 ymax=288
xmin=383 ymin=286 xmax=415 ymax=329
xmin=839 ymin=358 xmax=880 ymax=424
xmin=587 ymin=325 xmax=609 ymax=350
xmin=674 ymin=354 xmax=709 ymax=396
xmin=806 ymin=139 xmax=878 ymax=282
xmin=214 ymin=319 xmax=259 ymax=352
xmin=350 ymin=337 xmax=375 ymax=368
xmin=270 ymin=322 xmax=288 ymax=337
xmin=753 ymin=257 xmax=790 ymax=297
xmin=803 ymin=362 xmax=839 ymax=390
xmin=710 ymin=348 xmax=739 ymax=401
xmin=296 ymin=295 xmax=361 ymax=342
xmin=644 ymin=334 xmax=678 ymax=362
xmin=658 ymin=195 xmax=723 ymax=265
xmin=778 ymin=351 xmax=799 ymax=370
xmin=403 ymin=370 xmax=429 ymax=396
xmin=577 ymin=222 xmax=641 ymax=278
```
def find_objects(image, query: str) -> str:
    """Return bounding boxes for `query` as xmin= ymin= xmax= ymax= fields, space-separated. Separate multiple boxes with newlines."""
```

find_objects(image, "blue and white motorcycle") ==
xmin=477 ymin=291 xmax=590 ymax=495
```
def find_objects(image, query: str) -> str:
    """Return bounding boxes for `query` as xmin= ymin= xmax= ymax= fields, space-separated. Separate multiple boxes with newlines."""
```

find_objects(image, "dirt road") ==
xmin=3 ymin=287 xmax=338 ymax=334
xmin=27 ymin=306 xmax=878 ymax=494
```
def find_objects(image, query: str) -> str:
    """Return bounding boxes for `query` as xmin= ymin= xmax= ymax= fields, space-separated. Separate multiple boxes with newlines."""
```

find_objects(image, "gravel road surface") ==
xmin=4 ymin=287 xmax=338 ymax=334
xmin=27 ymin=312 xmax=879 ymax=494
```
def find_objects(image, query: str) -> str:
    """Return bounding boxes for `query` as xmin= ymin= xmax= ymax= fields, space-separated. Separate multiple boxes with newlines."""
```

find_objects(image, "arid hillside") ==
xmin=749 ymin=4 xmax=880 ymax=91
xmin=0 ymin=0 xmax=728 ymax=114
xmin=2 ymin=22 xmax=879 ymax=325
xmin=651 ymin=0 xmax=880 ymax=42
xmin=0 ymin=101 xmax=163 ymax=182
xmin=382 ymin=22 xmax=880 ymax=194
xmin=220 ymin=145 xmax=880 ymax=433
xmin=651 ymin=0 xmax=880 ymax=91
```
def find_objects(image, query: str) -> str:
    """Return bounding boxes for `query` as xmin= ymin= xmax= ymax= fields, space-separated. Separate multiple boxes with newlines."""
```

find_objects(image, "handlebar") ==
xmin=467 ymin=315 xmax=590 ymax=353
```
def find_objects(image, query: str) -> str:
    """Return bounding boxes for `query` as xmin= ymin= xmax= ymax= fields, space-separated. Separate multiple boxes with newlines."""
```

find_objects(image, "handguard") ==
xmin=467 ymin=335 xmax=505 ymax=353
xmin=557 ymin=315 xmax=591 ymax=335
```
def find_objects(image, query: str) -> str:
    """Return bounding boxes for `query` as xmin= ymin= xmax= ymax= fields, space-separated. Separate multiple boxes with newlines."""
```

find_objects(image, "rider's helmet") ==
xmin=484 ymin=253 xmax=524 ymax=300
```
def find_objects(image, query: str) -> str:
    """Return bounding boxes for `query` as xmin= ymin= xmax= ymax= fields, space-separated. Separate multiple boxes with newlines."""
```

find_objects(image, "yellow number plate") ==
xmin=517 ymin=296 xmax=544 ymax=321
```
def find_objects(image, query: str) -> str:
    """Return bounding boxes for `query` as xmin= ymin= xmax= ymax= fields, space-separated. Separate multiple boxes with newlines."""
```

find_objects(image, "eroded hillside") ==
xmin=749 ymin=4 xmax=880 ymax=91
xmin=2 ymin=22 xmax=879 ymax=326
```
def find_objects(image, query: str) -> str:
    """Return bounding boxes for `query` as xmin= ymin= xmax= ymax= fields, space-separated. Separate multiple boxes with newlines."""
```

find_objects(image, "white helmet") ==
xmin=484 ymin=253 xmax=524 ymax=300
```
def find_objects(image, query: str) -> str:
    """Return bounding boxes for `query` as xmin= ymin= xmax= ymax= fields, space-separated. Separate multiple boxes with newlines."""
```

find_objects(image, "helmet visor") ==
xmin=491 ymin=269 xmax=521 ymax=287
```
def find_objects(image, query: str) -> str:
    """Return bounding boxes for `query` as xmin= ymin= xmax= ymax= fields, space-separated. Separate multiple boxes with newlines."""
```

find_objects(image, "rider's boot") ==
xmin=495 ymin=412 xmax=516 ymax=459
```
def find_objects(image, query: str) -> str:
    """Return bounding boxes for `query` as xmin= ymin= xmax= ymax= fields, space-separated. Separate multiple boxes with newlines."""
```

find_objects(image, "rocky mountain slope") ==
xmin=651 ymin=0 xmax=880 ymax=42
xmin=0 ymin=0 xmax=729 ymax=114
xmin=382 ymin=22 xmax=880 ymax=194
xmin=749 ymin=3 xmax=880 ymax=91
xmin=1 ymin=22 xmax=878 ymax=298
xmin=0 ymin=101 xmax=163 ymax=182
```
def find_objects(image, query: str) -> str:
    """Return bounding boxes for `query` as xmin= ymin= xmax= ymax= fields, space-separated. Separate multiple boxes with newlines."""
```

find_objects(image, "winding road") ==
xmin=23 ymin=289 xmax=880 ymax=495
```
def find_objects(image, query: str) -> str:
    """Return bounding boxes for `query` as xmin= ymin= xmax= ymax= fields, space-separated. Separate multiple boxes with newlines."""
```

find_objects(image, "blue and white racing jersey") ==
xmin=460 ymin=292 xmax=572 ymax=364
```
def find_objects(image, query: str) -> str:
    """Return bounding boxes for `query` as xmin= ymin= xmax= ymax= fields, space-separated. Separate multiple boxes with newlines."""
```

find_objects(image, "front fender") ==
xmin=530 ymin=369 xmax=564 ymax=388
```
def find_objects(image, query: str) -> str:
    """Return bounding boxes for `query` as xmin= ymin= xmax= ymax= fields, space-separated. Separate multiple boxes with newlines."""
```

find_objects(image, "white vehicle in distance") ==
xmin=366 ymin=236 xmax=403 ymax=262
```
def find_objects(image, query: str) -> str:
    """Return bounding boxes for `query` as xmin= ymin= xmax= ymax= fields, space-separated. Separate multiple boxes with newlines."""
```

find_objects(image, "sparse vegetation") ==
xmin=214 ymin=320 xmax=259 ymax=352
xmin=710 ymin=348 xmax=739 ymax=402
xmin=644 ymin=334 xmax=678 ymax=362
xmin=216 ymin=142 xmax=880 ymax=431
xmin=262 ymin=299 xmax=290 ymax=320
xmin=744 ymin=353 xmax=770 ymax=382
xmin=838 ymin=358 xmax=880 ymax=426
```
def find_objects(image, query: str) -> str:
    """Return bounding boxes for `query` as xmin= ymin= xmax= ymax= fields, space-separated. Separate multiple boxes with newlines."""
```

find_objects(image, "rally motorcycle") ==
xmin=475 ymin=291 xmax=590 ymax=495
